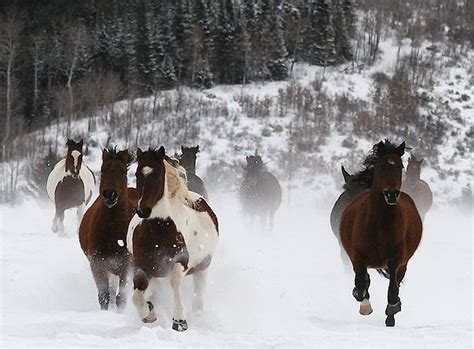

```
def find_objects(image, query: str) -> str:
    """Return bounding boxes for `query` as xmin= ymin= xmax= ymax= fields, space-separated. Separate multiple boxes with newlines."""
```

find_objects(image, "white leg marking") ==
xmin=193 ymin=269 xmax=208 ymax=312
xmin=170 ymin=264 xmax=186 ymax=320
xmin=132 ymin=289 xmax=152 ymax=320
xmin=359 ymin=298 xmax=373 ymax=315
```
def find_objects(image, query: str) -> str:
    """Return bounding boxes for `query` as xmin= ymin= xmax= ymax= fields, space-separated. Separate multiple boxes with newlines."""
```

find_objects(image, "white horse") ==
xmin=46 ymin=139 xmax=95 ymax=235
xmin=127 ymin=147 xmax=219 ymax=331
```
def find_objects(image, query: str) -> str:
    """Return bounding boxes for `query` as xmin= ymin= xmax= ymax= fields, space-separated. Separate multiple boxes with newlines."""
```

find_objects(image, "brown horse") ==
xmin=178 ymin=145 xmax=209 ymax=200
xmin=401 ymin=156 xmax=433 ymax=220
xmin=340 ymin=140 xmax=422 ymax=327
xmin=239 ymin=154 xmax=282 ymax=231
xmin=79 ymin=148 xmax=137 ymax=311
xmin=127 ymin=147 xmax=218 ymax=331
xmin=47 ymin=139 xmax=95 ymax=236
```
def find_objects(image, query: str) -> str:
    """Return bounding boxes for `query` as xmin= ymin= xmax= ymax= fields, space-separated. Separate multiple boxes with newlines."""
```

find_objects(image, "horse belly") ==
xmin=55 ymin=177 xmax=85 ymax=210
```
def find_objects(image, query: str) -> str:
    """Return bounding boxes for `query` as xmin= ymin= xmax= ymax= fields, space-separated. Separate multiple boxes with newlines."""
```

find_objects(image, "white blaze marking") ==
xmin=71 ymin=150 xmax=81 ymax=170
xmin=388 ymin=159 xmax=396 ymax=165
xmin=142 ymin=166 xmax=153 ymax=177
xmin=117 ymin=240 xmax=124 ymax=247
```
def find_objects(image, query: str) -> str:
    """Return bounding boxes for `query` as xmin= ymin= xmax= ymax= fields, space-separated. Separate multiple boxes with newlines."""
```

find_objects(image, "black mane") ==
xmin=104 ymin=146 xmax=135 ymax=167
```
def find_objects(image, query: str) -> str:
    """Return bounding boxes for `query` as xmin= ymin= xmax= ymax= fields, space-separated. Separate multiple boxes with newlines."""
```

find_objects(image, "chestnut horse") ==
xmin=401 ymin=156 xmax=433 ymax=220
xmin=178 ymin=145 xmax=209 ymax=200
xmin=340 ymin=140 xmax=422 ymax=327
xmin=79 ymin=148 xmax=138 ymax=310
xmin=47 ymin=139 xmax=95 ymax=235
xmin=127 ymin=147 xmax=218 ymax=331
xmin=239 ymin=154 xmax=282 ymax=231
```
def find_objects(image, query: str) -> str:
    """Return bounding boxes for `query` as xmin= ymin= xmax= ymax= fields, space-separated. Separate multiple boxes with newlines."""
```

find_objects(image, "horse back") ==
xmin=330 ymin=191 xmax=353 ymax=238
xmin=187 ymin=173 xmax=209 ymax=200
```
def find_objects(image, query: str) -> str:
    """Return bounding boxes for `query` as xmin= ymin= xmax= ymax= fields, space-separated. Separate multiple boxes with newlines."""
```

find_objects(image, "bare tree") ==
xmin=0 ymin=11 xmax=23 ymax=160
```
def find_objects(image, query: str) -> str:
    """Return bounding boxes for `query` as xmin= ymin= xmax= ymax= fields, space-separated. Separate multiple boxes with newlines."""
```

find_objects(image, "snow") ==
xmin=1 ymin=189 xmax=472 ymax=347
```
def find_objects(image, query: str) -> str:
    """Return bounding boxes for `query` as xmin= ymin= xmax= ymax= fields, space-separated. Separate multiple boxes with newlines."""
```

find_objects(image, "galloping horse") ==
xmin=127 ymin=147 xmax=218 ymax=331
xmin=401 ymin=156 xmax=433 ymax=220
xmin=330 ymin=147 xmax=378 ymax=268
xmin=79 ymin=148 xmax=138 ymax=310
xmin=47 ymin=139 xmax=95 ymax=235
xmin=239 ymin=154 xmax=282 ymax=231
xmin=340 ymin=140 xmax=422 ymax=327
xmin=178 ymin=145 xmax=209 ymax=200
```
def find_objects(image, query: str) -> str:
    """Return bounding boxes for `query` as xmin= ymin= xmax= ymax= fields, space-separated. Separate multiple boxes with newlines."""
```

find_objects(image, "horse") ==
xmin=401 ymin=156 xmax=433 ymax=220
xmin=340 ymin=140 xmax=422 ymax=327
xmin=79 ymin=147 xmax=138 ymax=311
xmin=178 ymin=145 xmax=209 ymax=200
xmin=46 ymin=139 xmax=95 ymax=236
xmin=127 ymin=146 xmax=219 ymax=331
xmin=239 ymin=154 xmax=282 ymax=232
xmin=330 ymin=147 xmax=378 ymax=269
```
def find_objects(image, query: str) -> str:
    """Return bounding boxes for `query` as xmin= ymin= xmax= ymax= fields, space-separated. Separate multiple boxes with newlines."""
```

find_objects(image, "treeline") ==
xmin=0 ymin=0 xmax=354 ymax=154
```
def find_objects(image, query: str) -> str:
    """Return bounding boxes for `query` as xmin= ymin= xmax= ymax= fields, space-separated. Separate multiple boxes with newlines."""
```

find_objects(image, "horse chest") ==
xmin=55 ymin=177 xmax=85 ymax=208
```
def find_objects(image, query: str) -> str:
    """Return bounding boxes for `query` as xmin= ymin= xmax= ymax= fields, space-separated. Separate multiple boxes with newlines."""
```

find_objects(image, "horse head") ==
xmin=100 ymin=147 xmax=133 ymax=208
xmin=180 ymin=145 xmax=200 ymax=174
xmin=65 ymin=138 xmax=83 ymax=178
xmin=341 ymin=165 xmax=371 ymax=195
xmin=135 ymin=146 xmax=167 ymax=219
xmin=406 ymin=155 xmax=423 ymax=188
xmin=372 ymin=140 xmax=405 ymax=206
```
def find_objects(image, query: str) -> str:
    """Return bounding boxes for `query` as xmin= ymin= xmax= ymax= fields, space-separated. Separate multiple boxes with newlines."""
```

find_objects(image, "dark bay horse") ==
xmin=47 ymin=139 xmax=95 ymax=236
xmin=178 ymin=145 xmax=209 ymax=200
xmin=401 ymin=156 xmax=433 ymax=220
xmin=340 ymin=140 xmax=422 ymax=327
xmin=79 ymin=148 xmax=138 ymax=311
xmin=127 ymin=147 xmax=219 ymax=331
xmin=239 ymin=154 xmax=282 ymax=231
xmin=330 ymin=148 xmax=378 ymax=268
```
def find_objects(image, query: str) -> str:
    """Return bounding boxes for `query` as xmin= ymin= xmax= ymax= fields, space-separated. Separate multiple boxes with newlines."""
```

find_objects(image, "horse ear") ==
xmin=341 ymin=166 xmax=351 ymax=183
xmin=181 ymin=145 xmax=184 ymax=152
xmin=158 ymin=146 xmax=165 ymax=157
xmin=102 ymin=149 xmax=109 ymax=161
xmin=246 ymin=156 xmax=249 ymax=161
xmin=79 ymin=139 xmax=84 ymax=147
xmin=396 ymin=141 xmax=406 ymax=156
xmin=137 ymin=148 xmax=143 ymax=158
xmin=196 ymin=145 xmax=200 ymax=153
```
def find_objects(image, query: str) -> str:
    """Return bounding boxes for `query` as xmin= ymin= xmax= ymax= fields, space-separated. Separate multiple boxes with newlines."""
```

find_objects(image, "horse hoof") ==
xmin=385 ymin=300 xmax=401 ymax=316
xmin=359 ymin=300 xmax=373 ymax=315
xmin=142 ymin=312 xmax=157 ymax=323
xmin=385 ymin=315 xmax=395 ymax=327
xmin=172 ymin=319 xmax=188 ymax=332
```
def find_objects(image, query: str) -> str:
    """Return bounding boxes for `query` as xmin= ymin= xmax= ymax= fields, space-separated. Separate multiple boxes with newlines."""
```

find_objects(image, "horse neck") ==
xmin=186 ymin=162 xmax=196 ymax=175
xmin=150 ymin=173 xmax=174 ymax=219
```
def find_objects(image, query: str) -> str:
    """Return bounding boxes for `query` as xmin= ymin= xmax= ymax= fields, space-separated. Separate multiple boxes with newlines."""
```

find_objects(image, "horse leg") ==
xmin=132 ymin=268 xmax=156 ymax=323
xmin=352 ymin=263 xmax=372 ymax=315
xmin=108 ymin=273 xmax=118 ymax=307
xmin=90 ymin=259 xmax=110 ymax=310
xmin=52 ymin=209 xmax=65 ymax=236
xmin=192 ymin=269 xmax=208 ymax=312
xmin=116 ymin=264 xmax=128 ymax=311
xmin=385 ymin=255 xmax=402 ymax=327
xmin=170 ymin=264 xmax=188 ymax=331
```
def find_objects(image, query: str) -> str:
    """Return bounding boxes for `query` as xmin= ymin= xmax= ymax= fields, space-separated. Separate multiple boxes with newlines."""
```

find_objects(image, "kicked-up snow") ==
xmin=0 ymin=189 xmax=472 ymax=347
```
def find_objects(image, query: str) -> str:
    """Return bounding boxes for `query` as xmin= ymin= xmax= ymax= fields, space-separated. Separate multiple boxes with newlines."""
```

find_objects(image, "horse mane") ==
xmin=342 ymin=140 xmax=400 ymax=190
xmin=103 ymin=146 xmax=135 ymax=167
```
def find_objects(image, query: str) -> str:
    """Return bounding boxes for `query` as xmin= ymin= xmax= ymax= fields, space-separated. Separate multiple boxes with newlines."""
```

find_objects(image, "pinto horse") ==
xmin=47 ymin=139 xmax=95 ymax=235
xmin=178 ymin=145 xmax=209 ymax=200
xmin=239 ymin=154 xmax=282 ymax=231
xmin=127 ymin=146 xmax=218 ymax=331
xmin=79 ymin=148 xmax=138 ymax=310
xmin=340 ymin=140 xmax=422 ymax=327
xmin=401 ymin=156 xmax=433 ymax=220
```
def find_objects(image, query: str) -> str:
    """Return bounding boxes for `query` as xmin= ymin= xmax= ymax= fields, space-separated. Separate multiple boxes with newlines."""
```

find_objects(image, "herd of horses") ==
xmin=46 ymin=138 xmax=432 ymax=329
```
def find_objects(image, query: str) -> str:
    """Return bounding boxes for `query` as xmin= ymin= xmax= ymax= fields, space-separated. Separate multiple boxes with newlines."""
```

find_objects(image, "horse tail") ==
xmin=376 ymin=268 xmax=390 ymax=279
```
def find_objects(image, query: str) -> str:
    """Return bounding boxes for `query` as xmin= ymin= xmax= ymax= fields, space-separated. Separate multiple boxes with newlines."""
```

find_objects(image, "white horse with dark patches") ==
xmin=46 ymin=139 xmax=95 ymax=235
xmin=127 ymin=146 xmax=219 ymax=331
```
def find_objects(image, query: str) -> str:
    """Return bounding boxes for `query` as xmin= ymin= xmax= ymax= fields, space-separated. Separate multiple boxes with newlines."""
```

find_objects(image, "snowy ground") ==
xmin=1 ymin=189 xmax=472 ymax=347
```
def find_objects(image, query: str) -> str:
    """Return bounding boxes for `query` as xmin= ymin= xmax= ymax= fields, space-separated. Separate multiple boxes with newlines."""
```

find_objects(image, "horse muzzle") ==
xmin=382 ymin=190 xmax=401 ymax=206
xmin=136 ymin=207 xmax=151 ymax=219
xmin=102 ymin=190 xmax=118 ymax=208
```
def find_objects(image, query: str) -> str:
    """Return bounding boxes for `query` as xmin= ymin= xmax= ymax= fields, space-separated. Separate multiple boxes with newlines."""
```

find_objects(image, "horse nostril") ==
xmin=136 ymin=207 xmax=151 ymax=218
